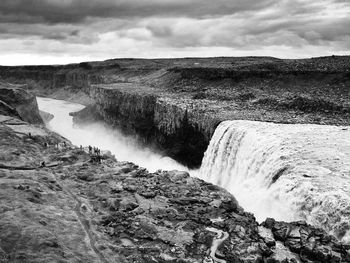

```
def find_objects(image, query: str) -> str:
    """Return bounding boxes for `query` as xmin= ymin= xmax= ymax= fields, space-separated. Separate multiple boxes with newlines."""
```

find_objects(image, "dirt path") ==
xmin=0 ymin=164 xmax=37 ymax=170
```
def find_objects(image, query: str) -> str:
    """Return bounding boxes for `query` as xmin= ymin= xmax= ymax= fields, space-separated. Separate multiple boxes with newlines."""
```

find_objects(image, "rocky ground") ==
xmin=1 ymin=114 xmax=350 ymax=263
xmin=0 ymin=82 xmax=43 ymax=125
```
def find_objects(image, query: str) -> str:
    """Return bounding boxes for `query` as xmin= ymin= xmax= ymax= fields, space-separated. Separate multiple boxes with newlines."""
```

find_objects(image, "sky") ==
xmin=0 ymin=0 xmax=349 ymax=65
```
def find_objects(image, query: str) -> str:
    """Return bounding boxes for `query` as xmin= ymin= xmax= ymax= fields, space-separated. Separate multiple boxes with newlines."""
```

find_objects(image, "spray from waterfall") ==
xmin=198 ymin=120 xmax=350 ymax=243
xmin=37 ymin=97 xmax=188 ymax=173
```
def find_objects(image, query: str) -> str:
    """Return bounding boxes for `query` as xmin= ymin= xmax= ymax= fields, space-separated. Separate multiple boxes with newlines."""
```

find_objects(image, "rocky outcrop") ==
xmin=262 ymin=218 xmax=350 ymax=262
xmin=39 ymin=110 xmax=54 ymax=124
xmin=0 ymin=111 xmax=348 ymax=262
xmin=0 ymin=100 xmax=21 ymax=119
xmin=0 ymin=83 xmax=43 ymax=124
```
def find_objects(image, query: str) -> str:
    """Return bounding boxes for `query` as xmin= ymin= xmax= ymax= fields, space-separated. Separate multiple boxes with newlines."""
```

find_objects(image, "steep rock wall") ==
xmin=153 ymin=97 xmax=219 ymax=166
xmin=0 ymin=84 xmax=43 ymax=124
xmin=0 ymin=100 xmax=21 ymax=119
xmin=0 ymin=67 xmax=89 ymax=88
xmin=75 ymin=85 xmax=219 ymax=168
xmin=0 ymin=67 xmax=92 ymax=104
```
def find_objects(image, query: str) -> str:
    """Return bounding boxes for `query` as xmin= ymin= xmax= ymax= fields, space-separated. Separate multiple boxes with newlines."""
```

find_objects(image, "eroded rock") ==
xmin=0 ymin=107 xmax=349 ymax=262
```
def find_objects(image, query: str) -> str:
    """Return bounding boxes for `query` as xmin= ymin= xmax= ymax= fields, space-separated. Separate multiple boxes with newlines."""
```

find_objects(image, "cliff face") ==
xmin=152 ymin=97 xmax=218 ymax=166
xmin=0 ymin=66 xmax=89 ymax=88
xmin=78 ymin=84 xmax=218 ymax=168
xmin=0 ymin=100 xmax=21 ymax=119
xmin=0 ymin=66 xmax=92 ymax=105
xmin=0 ymin=83 xmax=43 ymax=124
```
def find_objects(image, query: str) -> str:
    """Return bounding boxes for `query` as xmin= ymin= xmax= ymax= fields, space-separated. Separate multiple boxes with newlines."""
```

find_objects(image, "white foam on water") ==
xmin=198 ymin=120 xmax=350 ymax=242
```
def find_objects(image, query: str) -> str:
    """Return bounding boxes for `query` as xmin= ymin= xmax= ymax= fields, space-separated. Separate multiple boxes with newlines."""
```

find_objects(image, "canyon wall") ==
xmin=0 ymin=83 xmax=43 ymax=124
xmin=76 ymin=84 xmax=220 ymax=168
xmin=0 ymin=66 xmax=92 ymax=105
xmin=1 ymin=56 xmax=350 ymax=167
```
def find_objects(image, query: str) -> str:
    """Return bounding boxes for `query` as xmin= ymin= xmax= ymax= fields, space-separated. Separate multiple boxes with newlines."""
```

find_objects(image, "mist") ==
xmin=37 ymin=97 xmax=190 ymax=173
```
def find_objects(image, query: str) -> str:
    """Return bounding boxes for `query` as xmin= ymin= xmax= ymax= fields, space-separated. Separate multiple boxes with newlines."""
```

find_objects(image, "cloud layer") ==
xmin=0 ymin=0 xmax=349 ymax=65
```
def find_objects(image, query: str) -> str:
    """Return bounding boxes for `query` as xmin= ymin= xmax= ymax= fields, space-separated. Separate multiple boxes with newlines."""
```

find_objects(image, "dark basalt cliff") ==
xmin=1 ymin=56 xmax=350 ymax=167
xmin=74 ymin=84 xmax=218 ymax=168
xmin=0 ymin=82 xmax=43 ymax=125
xmin=0 ymin=66 xmax=92 ymax=105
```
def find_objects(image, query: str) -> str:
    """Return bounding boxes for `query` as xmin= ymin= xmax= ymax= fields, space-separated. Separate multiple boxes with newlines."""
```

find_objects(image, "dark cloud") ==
xmin=0 ymin=0 xmax=276 ymax=24
xmin=0 ymin=0 xmax=349 ymax=64
xmin=143 ymin=0 xmax=350 ymax=50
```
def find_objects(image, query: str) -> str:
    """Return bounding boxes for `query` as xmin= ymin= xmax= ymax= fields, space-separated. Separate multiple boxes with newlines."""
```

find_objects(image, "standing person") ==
xmin=88 ymin=145 xmax=92 ymax=154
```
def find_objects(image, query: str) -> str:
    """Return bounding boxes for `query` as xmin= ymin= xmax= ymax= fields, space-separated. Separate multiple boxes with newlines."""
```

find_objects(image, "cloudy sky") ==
xmin=0 ymin=0 xmax=349 ymax=65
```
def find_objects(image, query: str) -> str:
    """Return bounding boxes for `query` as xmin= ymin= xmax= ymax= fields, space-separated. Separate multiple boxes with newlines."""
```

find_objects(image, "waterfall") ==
xmin=199 ymin=120 xmax=350 ymax=242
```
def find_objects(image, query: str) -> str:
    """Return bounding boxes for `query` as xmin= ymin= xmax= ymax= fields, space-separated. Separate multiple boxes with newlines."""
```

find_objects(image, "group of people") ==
xmin=42 ymin=140 xmax=67 ymax=150
xmin=39 ymin=137 xmax=103 ymax=165
xmin=39 ymin=135 xmax=69 ymax=168
xmin=88 ymin=145 xmax=101 ymax=156
xmin=55 ymin=141 xmax=67 ymax=149
xmin=88 ymin=145 xmax=102 ymax=164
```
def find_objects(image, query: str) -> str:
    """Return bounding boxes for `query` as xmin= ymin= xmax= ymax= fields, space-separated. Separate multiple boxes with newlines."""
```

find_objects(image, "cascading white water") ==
xmin=199 ymin=120 xmax=350 ymax=242
xmin=37 ymin=97 xmax=188 ymax=173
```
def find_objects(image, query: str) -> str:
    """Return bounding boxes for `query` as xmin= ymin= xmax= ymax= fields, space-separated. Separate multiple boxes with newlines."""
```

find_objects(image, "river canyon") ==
xmin=1 ymin=56 xmax=350 ymax=262
xmin=37 ymin=96 xmax=350 ymax=245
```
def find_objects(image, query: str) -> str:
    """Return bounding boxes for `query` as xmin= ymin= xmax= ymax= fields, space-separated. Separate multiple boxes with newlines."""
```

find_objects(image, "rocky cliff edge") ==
xmin=0 ymin=82 xmax=43 ymax=125
xmin=0 ymin=114 xmax=349 ymax=262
